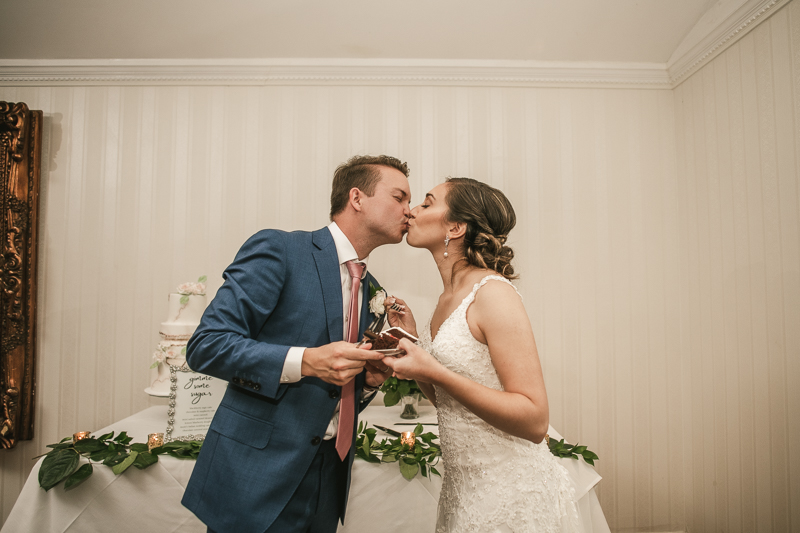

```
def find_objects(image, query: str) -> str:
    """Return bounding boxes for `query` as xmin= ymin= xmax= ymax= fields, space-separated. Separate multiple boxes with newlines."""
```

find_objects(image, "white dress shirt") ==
xmin=279 ymin=221 xmax=368 ymax=438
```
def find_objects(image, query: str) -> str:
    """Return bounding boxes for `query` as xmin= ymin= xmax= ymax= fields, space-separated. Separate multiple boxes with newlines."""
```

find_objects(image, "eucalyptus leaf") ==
xmin=64 ymin=464 xmax=93 ymax=491
xmin=39 ymin=449 xmax=80 ymax=491
xmin=112 ymin=451 xmax=138 ymax=475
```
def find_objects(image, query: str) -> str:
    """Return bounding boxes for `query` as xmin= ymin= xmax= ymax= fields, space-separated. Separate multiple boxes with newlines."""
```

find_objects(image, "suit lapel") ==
xmin=312 ymin=228 xmax=344 ymax=343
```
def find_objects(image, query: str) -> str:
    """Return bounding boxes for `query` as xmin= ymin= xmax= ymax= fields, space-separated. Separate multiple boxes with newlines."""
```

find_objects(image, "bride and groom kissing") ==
xmin=181 ymin=155 xmax=582 ymax=533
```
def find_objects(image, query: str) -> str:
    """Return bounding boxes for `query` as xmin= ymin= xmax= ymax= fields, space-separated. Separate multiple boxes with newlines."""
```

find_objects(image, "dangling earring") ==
xmin=444 ymin=235 xmax=450 ymax=258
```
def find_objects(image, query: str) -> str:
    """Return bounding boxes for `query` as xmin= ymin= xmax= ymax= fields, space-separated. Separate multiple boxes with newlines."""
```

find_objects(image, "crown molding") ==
xmin=0 ymin=59 xmax=671 ymax=89
xmin=667 ymin=0 xmax=791 ymax=86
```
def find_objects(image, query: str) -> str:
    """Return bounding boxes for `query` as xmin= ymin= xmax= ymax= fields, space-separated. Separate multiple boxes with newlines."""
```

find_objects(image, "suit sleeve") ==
xmin=186 ymin=230 xmax=291 ymax=400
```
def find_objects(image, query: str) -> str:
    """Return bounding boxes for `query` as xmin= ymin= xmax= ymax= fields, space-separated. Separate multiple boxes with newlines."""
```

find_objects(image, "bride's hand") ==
xmin=383 ymin=338 xmax=441 ymax=383
xmin=384 ymin=296 xmax=418 ymax=337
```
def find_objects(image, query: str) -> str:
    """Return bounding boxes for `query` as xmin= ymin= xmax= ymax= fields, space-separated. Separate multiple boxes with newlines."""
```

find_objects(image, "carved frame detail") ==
xmin=0 ymin=101 xmax=41 ymax=449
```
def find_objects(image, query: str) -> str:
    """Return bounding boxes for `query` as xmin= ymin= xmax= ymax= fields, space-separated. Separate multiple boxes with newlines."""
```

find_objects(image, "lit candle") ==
xmin=400 ymin=431 xmax=415 ymax=450
xmin=73 ymin=431 xmax=91 ymax=443
xmin=147 ymin=433 xmax=164 ymax=451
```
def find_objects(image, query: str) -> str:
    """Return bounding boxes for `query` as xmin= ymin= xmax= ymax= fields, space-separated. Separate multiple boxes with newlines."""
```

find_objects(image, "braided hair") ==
xmin=444 ymin=178 xmax=517 ymax=280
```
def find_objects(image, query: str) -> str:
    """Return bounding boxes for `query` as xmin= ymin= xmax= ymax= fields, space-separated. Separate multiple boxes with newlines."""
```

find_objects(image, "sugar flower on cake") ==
xmin=177 ymin=275 xmax=207 ymax=296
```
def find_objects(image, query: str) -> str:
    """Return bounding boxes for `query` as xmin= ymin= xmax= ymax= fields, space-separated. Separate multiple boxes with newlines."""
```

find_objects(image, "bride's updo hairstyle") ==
xmin=444 ymin=177 xmax=517 ymax=280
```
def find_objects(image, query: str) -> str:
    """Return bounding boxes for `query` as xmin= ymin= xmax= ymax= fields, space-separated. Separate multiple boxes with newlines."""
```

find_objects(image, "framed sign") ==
xmin=166 ymin=365 xmax=227 ymax=442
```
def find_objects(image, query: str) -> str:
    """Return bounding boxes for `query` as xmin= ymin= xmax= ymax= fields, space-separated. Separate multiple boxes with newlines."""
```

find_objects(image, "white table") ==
xmin=2 ymin=405 xmax=609 ymax=533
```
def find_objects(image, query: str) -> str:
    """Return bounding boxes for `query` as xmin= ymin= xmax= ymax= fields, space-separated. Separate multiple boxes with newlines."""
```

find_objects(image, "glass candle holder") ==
xmin=147 ymin=433 xmax=164 ymax=451
xmin=400 ymin=431 xmax=416 ymax=450
xmin=73 ymin=431 xmax=91 ymax=443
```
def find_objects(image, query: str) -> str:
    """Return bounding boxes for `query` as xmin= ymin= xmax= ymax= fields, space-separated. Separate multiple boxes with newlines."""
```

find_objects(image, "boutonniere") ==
xmin=368 ymin=282 xmax=387 ymax=317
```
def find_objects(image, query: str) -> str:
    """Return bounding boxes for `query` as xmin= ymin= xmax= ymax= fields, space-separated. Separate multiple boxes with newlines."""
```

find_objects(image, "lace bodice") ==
xmin=420 ymin=275 xmax=581 ymax=533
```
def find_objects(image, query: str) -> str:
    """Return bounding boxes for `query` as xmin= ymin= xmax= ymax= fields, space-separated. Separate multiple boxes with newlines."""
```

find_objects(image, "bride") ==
xmin=381 ymin=178 xmax=582 ymax=533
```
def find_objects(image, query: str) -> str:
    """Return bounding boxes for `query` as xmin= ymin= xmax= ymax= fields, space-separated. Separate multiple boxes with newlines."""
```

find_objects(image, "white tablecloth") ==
xmin=2 ymin=405 xmax=609 ymax=533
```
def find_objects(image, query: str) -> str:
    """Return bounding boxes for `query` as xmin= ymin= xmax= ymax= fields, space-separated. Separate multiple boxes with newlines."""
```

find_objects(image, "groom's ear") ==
xmin=349 ymin=187 xmax=364 ymax=212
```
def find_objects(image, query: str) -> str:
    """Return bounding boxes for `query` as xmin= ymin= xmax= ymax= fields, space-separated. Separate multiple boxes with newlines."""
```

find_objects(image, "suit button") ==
xmin=311 ymin=436 xmax=321 ymax=445
xmin=329 ymin=390 xmax=340 ymax=399
xmin=253 ymin=383 xmax=261 ymax=391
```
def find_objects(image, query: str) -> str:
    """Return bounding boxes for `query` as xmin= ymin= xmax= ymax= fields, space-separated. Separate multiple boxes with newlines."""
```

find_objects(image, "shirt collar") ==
xmin=328 ymin=222 xmax=369 ymax=276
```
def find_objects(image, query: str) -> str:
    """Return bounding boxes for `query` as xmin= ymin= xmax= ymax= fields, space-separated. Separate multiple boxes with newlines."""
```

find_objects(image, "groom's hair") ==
xmin=330 ymin=155 xmax=410 ymax=219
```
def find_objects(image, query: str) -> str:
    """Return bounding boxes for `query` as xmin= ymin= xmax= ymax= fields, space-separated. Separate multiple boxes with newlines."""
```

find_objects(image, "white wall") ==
xmin=672 ymin=2 xmax=800 ymax=531
xmin=0 ymin=2 xmax=796 ymax=531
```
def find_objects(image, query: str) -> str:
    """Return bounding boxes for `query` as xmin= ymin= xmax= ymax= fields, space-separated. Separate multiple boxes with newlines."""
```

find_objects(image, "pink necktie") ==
xmin=336 ymin=260 xmax=365 ymax=460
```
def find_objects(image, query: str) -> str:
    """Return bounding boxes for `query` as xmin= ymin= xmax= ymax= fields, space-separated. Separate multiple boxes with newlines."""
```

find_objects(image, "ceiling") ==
xmin=3 ymin=0 xmax=719 ymax=63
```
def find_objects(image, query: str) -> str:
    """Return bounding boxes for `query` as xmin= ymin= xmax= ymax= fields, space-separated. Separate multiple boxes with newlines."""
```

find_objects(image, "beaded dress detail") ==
xmin=420 ymin=276 xmax=582 ymax=533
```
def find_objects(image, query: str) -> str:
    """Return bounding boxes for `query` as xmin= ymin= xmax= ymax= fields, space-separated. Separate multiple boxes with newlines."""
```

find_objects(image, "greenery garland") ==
xmin=37 ymin=431 xmax=202 ymax=491
xmin=355 ymin=422 xmax=441 ymax=480
xmin=38 ymin=428 xmax=598 ymax=490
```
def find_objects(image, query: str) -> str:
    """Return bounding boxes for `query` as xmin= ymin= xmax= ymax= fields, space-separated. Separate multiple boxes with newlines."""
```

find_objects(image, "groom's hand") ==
xmin=364 ymin=359 xmax=393 ymax=388
xmin=302 ymin=342 xmax=384 ymax=386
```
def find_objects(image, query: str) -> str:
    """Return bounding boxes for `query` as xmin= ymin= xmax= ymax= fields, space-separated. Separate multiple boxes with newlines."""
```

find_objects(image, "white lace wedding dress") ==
xmin=419 ymin=275 xmax=582 ymax=533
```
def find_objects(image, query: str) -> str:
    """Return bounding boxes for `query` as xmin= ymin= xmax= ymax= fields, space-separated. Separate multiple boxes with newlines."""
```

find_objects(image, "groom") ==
xmin=182 ymin=155 xmax=412 ymax=532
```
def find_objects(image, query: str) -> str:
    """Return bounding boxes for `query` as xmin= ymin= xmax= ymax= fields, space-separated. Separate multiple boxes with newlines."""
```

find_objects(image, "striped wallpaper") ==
xmin=0 ymin=2 xmax=797 ymax=531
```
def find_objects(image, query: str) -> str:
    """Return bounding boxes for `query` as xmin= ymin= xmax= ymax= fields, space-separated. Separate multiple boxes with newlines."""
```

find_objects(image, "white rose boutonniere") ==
xmin=369 ymin=282 xmax=387 ymax=317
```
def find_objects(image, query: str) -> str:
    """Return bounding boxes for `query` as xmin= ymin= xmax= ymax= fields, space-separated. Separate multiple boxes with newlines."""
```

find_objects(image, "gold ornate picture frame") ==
xmin=0 ymin=101 xmax=42 ymax=449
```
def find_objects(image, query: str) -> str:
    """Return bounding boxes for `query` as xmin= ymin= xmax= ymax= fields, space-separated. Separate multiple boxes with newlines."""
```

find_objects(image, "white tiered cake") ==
xmin=145 ymin=279 xmax=207 ymax=397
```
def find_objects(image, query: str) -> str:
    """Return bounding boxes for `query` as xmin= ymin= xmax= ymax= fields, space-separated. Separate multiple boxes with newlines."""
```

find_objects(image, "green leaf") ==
xmin=112 ymin=451 xmax=138 ymax=475
xmin=45 ymin=443 xmax=73 ymax=451
xmin=361 ymin=435 xmax=371 ymax=458
xmin=383 ymin=390 xmax=401 ymax=407
xmin=198 ymin=275 xmax=207 ymax=283
xmin=59 ymin=437 xmax=73 ymax=443
xmin=130 ymin=443 xmax=149 ymax=453
xmin=97 ymin=432 xmax=114 ymax=441
xmin=413 ymin=423 xmax=423 ymax=435
xmin=64 ymin=464 xmax=93 ymax=491
xmin=397 ymin=380 xmax=411 ymax=397
xmin=132 ymin=452 xmax=159 ymax=469
xmin=74 ymin=438 xmax=106 ymax=453
xmin=39 ymin=449 xmax=80 ymax=491
xmin=89 ymin=448 xmax=113 ymax=462
xmin=399 ymin=458 xmax=419 ymax=480
xmin=572 ymin=445 xmax=587 ymax=455
xmin=149 ymin=361 xmax=159 ymax=369
xmin=430 ymin=466 xmax=441 ymax=477
xmin=103 ymin=450 xmax=129 ymax=467
xmin=180 ymin=295 xmax=189 ymax=305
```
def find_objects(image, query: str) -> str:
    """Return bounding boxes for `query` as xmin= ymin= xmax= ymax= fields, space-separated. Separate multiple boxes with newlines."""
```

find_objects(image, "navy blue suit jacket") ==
xmin=181 ymin=227 xmax=378 ymax=532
